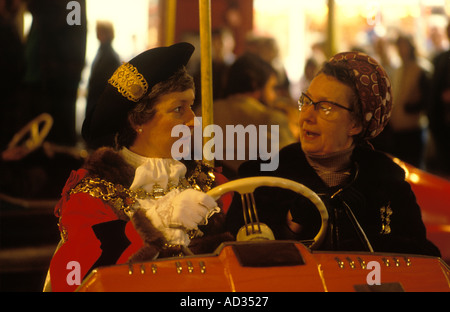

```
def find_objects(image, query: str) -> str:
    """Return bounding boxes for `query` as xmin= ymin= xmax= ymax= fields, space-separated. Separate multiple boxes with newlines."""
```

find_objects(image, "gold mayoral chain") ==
xmin=69 ymin=162 xmax=216 ymax=217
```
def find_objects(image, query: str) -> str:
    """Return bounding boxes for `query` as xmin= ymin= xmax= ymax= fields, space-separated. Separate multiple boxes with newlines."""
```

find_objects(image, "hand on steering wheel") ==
xmin=207 ymin=176 xmax=329 ymax=249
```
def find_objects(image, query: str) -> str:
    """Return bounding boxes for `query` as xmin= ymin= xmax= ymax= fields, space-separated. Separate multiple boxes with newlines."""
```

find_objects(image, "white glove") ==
xmin=135 ymin=188 xmax=219 ymax=246
xmin=169 ymin=189 xmax=219 ymax=230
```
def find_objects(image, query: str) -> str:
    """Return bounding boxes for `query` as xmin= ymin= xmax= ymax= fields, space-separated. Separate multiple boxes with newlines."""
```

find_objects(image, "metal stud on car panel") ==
xmin=346 ymin=257 xmax=355 ymax=269
xmin=176 ymin=261 xmax=182 ymax=274
xmin=187 ymin=261 xmax=194 ymax=273
xmin=335 ymin=257 xmax=345 ymax=269
xmin=357 ymin=257 xmax=366 ymax=269
xmin=199 ymin=261 xmax=206 ymax=274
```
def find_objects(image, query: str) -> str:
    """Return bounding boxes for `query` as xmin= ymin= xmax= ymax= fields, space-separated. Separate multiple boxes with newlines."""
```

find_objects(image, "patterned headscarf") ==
xmin=328 ymin=51 xmax=392 ymax=140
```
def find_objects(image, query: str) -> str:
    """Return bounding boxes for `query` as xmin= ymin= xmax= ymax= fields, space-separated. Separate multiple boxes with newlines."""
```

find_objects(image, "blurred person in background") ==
xmin=23 ymin=0 xmax=86 ymax=146
xmin=389 ymin=34 xmax=430 ymax=168
xmin=192 ymin=27 xmax=235 ymax=102
xmin=245 ymin=35 xmax=291 ymax=99
xmin=202 ymin=52 xmax=296 ymax=178
xmin=245 ymin=35 xmax=300 ymax=140
xmin=428 ymin=20 xmax=450 ymax=178
xmin=85 ymin=20 xmax=121 ymax=131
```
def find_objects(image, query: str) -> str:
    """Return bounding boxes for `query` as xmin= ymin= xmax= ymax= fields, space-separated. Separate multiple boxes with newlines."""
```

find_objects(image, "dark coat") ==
xmin=225 ymin=142 xmax=440 ymax=257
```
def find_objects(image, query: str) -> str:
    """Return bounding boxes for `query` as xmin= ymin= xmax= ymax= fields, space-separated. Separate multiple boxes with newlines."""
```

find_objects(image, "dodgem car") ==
xmin=76 ymin=174 xmax=450 ymax=292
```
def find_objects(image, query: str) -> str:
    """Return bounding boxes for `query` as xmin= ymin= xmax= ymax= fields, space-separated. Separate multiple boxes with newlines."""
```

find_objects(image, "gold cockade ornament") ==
xmin=108 ymin=62 xmax=149 ymax=102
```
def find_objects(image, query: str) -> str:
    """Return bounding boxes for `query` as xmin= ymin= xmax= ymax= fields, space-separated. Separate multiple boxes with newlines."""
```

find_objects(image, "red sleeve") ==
xmin=49 ymin=193 xmax=118 ymax=292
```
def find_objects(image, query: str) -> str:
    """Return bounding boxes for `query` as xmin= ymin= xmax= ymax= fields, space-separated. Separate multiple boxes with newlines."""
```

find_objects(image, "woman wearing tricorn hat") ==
xmin=226 ymin=51 xmax=440 ymax=257
xmin=47 ymin=43 xmax=233 ymax=291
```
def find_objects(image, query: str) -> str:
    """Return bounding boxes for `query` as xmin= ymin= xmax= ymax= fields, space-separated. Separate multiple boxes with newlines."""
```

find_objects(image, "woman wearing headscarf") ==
xmin=225 ymin=51 xmax=440 ymax=257
xmin=47 ymin=43 xmax=233 ymax=292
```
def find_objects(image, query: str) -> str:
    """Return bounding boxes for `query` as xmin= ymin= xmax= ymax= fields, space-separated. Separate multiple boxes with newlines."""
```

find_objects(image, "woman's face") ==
xmin=130 ymin=89 xmax=195 ymax=158
xmin=298 ymin=73 xmax=362 ymax=155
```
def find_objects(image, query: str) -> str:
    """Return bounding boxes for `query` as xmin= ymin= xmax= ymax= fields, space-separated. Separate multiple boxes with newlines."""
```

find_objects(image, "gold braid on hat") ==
xmin=108 ymin=62 xmax=149 ymax=102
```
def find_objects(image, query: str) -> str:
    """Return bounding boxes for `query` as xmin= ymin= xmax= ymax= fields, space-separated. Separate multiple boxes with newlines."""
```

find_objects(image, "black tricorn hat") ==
xmin=82 ymin=42 xmax=195 ymax=148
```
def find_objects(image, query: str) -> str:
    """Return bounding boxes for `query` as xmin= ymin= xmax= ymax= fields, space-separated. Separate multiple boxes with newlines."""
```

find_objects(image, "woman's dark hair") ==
xmin=115 ymin=66 xmax=194 ymax=148
xmin=318 ymin=61 xmax=363 ymax=130
xmin=223 ymin=52 xmax=276 ymax=97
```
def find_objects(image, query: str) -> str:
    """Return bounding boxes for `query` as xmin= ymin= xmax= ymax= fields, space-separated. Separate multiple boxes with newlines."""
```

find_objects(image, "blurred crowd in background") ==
xmin=1 ymin=0 xmax=449 ymax=184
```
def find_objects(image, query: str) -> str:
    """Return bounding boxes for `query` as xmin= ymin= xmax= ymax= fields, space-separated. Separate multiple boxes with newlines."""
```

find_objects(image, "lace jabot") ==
xmin=120 ymin=147 xmax=188 ymax=193
xmin=118 ymin=149 xmax=201 ymax=247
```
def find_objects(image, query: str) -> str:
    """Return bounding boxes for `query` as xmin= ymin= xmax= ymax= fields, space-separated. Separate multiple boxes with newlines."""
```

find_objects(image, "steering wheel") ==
xmin=4 ymin=113 xmax=53 ymax=160
xmin=207 ymin=176 xmax=329 ymax=249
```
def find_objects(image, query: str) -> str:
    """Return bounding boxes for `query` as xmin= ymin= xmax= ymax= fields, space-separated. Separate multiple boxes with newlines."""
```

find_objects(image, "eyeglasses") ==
xmin=298 ymin=93 xmax=353 ymax=120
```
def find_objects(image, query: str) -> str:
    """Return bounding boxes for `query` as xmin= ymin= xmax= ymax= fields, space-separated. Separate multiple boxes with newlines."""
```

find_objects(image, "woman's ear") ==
xmin=129 ymin=117 xmax=142 ymax=134
xmin=348 ymin=122 xmax=363 ymax=136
